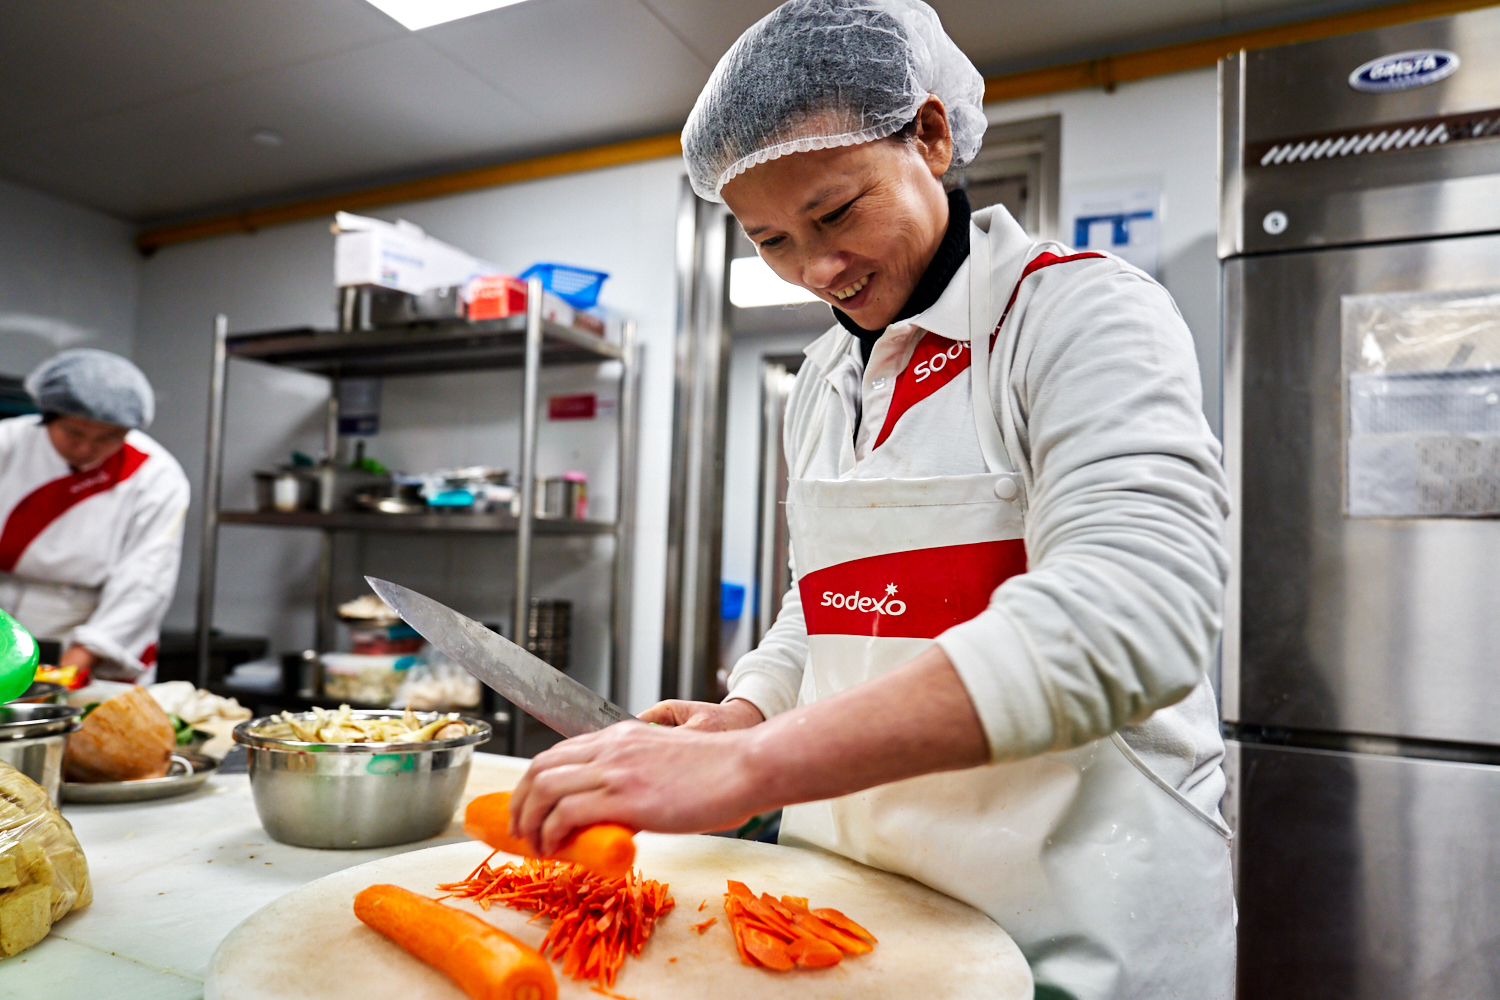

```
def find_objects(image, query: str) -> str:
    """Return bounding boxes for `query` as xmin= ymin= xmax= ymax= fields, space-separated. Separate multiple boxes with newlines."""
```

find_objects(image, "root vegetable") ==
xmin=464 ymin=792 xmax=635 ymax=879
xmin=353 ymin=883 xmax=556 ymax=1000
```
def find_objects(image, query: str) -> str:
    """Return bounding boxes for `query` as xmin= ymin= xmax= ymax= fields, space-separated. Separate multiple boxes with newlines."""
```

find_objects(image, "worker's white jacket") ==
xmin=729 ymin=207 xmax=1230 ymax=820
xmin=0 ymin=415 xmax=190 ymax=680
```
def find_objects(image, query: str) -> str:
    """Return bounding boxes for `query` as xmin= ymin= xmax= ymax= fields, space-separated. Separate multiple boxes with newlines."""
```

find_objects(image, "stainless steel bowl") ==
xmin=0 ymin=703 xmax=83 ymax=806
xmin=10 ymin=681 xmax=67 ymax=704
xmin=232 ymin=710 xmax=491 ymax=849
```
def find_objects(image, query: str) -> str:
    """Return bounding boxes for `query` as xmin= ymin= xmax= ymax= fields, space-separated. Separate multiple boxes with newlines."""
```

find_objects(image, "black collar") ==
xmin=834 ymin=187 xmax=971 ymax=363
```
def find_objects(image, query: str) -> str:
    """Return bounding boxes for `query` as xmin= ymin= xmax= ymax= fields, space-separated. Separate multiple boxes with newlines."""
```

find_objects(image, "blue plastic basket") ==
xmin=519 ymin=263 xmax=610 ymax=310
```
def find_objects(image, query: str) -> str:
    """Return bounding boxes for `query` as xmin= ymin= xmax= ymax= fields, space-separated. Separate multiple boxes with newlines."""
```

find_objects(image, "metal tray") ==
xmin=62 ymin=751 xmax=219 ymax=804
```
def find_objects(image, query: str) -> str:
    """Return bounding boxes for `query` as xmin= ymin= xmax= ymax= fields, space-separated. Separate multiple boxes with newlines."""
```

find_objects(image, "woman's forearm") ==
xmin=739 ymin=645 xmax=990 ymax=812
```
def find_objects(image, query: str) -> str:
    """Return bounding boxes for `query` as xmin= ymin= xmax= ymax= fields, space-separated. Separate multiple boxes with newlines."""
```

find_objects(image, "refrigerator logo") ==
xmin=1349 ymin=50 xmax=1459 ymax=93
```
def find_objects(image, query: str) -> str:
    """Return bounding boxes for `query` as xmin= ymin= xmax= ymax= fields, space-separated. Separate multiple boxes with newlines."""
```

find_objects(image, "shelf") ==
xmin=225 ymin=315 xmax=620 ymax=377
xmin=219 ymin=509 xmax=617 ymax=535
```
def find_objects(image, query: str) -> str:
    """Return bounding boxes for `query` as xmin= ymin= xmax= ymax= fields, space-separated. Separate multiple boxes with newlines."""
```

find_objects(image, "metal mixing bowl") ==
xmin=0 ymin=703 xmax=83 ymax=806
xmin=232 ymin=710 xmax=491 ymax=849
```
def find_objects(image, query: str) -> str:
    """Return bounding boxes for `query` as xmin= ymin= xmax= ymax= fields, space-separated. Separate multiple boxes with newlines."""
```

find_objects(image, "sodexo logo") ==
xmin=913 ymin=341 xmax=969 ymax=382
xmin=821 ymin=582 xmax=906 ymax=616
xmin=1348 ymin=50 xmax=1460 ymax=93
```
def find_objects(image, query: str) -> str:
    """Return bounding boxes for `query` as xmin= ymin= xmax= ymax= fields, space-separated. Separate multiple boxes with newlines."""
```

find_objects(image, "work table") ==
xmin=4 ymin=752 xmax=529 ymax=998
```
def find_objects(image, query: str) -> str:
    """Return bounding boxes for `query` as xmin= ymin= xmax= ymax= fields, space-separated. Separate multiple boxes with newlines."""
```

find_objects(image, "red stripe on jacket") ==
xmin=872 ymin=251 xmax=1106 ymax=449
xmin=800 ymin=539 xmax=1028 ymax=639
xmin=0 ymin=443 xmax=150 ymax=573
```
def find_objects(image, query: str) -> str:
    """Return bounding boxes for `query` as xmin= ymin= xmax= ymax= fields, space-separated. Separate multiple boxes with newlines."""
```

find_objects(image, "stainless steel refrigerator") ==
xmin=1219 ymin=9 xmax=1500 ymax=998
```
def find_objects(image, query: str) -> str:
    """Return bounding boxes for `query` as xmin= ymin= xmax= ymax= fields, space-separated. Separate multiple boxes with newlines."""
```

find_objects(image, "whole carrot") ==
xmin=354 ymin=883 xmax=556 ymax=1000
xmin=464 ymin=792 xmax=635 ymax=879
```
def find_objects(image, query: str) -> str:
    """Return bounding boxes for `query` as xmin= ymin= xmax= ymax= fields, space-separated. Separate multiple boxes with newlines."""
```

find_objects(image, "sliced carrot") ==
xmin=787 ymin=934 xmax=843 ymax=968
xmin=778 ymin=896 xmax=872 ymax=954
xmin=691 ymin=916 xmax=717 ymax=934
xmin=780 ymin=895 xmax=809 ymax=910
xmin=726 ymin=880 xmax=754 ymax=901
xmin=439 ymin=857 xmax=672 ymax=990
xmin=697 ymin=899 xmax=707 ymax=912
xmin=812 ymin=907 xmax=878 ymax=945
xmin=354 ymin=884 xmax=557 ymax=1000
xmin=741 ymin=926 xmax=796 ymax=971
xmin=464 ymin=793 xmax=636 ymax=879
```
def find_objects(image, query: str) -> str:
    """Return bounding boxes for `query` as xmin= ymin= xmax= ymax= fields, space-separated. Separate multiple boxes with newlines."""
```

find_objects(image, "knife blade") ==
xmin=365 ymin=576 xmax=634 ymax=738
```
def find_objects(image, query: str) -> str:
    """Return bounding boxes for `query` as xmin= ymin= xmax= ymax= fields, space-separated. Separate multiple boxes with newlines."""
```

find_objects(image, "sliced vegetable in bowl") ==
xmin=250 ymin=704 xmax=474 ymax=745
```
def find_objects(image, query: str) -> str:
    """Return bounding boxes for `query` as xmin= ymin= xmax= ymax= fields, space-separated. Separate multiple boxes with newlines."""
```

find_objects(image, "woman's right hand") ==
xmin=638 ymin=697 xmax=765 ymax=731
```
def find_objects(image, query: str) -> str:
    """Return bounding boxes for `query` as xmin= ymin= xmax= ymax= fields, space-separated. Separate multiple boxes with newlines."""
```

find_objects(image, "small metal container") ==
xmin=11 ymin=681 xmax=67 ymax=704
xmin=0 ymin=703 xmax=83 ymax=806
xmin=232 ymin=711 xmax=491 ymax=849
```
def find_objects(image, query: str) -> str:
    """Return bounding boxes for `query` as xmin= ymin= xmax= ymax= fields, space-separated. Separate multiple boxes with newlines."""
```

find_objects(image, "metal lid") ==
xmin=0 ymin=702 xmax=83 ymax=741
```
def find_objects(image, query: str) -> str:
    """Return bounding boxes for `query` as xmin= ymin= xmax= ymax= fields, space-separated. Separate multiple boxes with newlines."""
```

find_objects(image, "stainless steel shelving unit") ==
xmin=194 ymin=278 xmax=640 ymax=754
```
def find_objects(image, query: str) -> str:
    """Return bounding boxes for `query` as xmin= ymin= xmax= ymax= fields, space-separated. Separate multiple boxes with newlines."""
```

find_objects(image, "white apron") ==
xmin=0 ymin=573 xmax=101 ymax=644
xmin=778 ymin=225 xmax=1236 ymax=999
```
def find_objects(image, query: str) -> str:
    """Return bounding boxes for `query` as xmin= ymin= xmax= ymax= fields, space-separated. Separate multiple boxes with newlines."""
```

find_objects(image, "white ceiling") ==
xmin=0 ymin=0 xmax=1406 ymax=223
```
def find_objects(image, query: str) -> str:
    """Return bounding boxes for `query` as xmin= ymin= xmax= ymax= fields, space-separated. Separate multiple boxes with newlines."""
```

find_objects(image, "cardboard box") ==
xmin=333 ymin=212 xmax=498 ymax=296
xmin=466 ymin=275 xmax=528 ymax=320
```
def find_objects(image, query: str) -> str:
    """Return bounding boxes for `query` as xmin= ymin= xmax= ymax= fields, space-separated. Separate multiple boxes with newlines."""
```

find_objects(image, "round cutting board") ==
xmin=206 ymin=833 xmax=1031 ymax=1000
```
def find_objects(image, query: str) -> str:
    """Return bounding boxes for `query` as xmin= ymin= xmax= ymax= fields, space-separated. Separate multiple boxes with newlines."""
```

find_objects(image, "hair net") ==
xmin=682 ymin=0 xmax=987 ymax=202
xmin=25 ymin=349 xmax=155 ymax=430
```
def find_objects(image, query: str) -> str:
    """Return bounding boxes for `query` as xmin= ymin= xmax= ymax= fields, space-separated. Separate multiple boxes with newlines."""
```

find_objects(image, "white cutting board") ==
xmin=206 ymin=833 xmax=1031 ymax=1000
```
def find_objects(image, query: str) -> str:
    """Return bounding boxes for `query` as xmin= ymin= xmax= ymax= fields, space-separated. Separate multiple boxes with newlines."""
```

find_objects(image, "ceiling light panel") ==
xmin=365 ymin=0 xmax=528 ymax=31
xmin=729 ymin=256 xmax=822 ymax=309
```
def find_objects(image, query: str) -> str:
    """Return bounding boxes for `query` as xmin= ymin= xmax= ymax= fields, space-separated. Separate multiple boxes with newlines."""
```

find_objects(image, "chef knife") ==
xmin=364 ymin=576 xmax=634 ymax=738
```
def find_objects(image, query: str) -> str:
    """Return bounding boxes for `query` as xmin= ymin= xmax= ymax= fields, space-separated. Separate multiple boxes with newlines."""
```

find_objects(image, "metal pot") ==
xmin=0 ymin=703 xmax=83 ymax=806
xmin=232 ymin=711 xmax=491 ymax=849
xmin=10 ymin=681 xmax=67 ymax=704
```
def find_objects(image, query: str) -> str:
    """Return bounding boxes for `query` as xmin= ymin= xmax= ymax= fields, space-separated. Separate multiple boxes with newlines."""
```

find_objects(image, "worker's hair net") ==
xmin=682 ymin=0 xmax=987 ymax=201
xmin=25 ymin=349 xmax=155 ymax=430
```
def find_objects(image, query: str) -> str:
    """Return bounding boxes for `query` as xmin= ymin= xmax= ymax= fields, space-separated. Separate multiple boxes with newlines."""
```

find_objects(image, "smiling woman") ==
xmin=509 ymin=4 xmax=1237 ymax=998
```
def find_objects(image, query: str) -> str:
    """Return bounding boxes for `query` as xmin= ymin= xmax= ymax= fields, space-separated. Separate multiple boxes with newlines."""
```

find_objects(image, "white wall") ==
xmin=0 ymin=177 xmax=139 ymax=375
xmin=132 ymin=156 xmax=685 ymax=713
xmin=986 ymin=67 xmax=1223 ymax=432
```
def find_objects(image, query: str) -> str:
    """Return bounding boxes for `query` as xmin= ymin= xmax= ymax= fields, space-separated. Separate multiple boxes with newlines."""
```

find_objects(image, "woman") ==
xmin=510 ymin=2 xmax=1234 ymax=996
xmin=0 ymin=349 xmax=189 ymax=683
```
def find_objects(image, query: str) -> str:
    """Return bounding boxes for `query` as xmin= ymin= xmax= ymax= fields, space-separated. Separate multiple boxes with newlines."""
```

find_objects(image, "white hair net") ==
xmin=25 ymin=348 xmax=155 ymax=430
xmin=682 ymin=0 xmax=987 ymax=202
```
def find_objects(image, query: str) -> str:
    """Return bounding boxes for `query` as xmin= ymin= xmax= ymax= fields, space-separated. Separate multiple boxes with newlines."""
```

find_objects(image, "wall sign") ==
xmin=1064 ymin=180 xmax=1163 ymax=277
xmin=1348 ymin=50 xmax=1460 ymax=93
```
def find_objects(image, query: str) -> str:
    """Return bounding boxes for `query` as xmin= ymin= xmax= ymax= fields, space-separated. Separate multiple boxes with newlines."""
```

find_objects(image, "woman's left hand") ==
xmin=507 ymin=721 xmax=765 ymax=856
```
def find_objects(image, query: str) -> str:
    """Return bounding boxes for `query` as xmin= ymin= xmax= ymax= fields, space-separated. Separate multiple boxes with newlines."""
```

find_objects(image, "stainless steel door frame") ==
xmin=1230 ymin=740 xmax=1500 ymax=999
xmin=660 ymin=179 xmax=734 ymax=703
xmin=752 ymin=355 xmax=802 ymax=648
xmin=1223 ymin=230 xmax=1500 ymax=745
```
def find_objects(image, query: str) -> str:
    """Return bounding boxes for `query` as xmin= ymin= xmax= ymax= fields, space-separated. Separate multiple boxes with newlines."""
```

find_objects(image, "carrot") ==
xmin=812 ymin=907 xmax=878 ymax=945
xmin=353 ymin=884 xmax=556 ymax=1000
xmin=438 ymin=856 xmax=673 ymax=990
xmin=787 ymin=935 xmax=843 ymax=968
xmin=465 ymin=792 xmax=636 ymax=880
xmin=741 ymin=926 xmax=795 ymax=970
xmin=691 ymin=916 xmax=717 ymax=934
xmin=720 ymin=880 xmax=878 ymax=971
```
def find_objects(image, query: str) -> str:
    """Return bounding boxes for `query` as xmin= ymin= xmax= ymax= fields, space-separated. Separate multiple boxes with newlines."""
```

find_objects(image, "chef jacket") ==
xmin=728 ymin=205 xmax=1230 ymax=818
xmin=0 ymin=414 xmax=190 ymax=680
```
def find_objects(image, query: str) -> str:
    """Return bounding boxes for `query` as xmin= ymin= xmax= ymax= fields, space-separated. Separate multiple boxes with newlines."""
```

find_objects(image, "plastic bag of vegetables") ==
xmin=0 ymin=760 xmax=92 ymax=956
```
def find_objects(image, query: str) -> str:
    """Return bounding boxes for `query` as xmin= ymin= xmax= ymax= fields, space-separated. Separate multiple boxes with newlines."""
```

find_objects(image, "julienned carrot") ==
xmin=465 ymin=792 xmax=636 ymax=879
xmin=721 ymin=880 xmax=878 ymax=971
xmin=353 ymin=884 xmax=557 ymax=1000
xmin=439 ymin=855 xmax=674 ymax=989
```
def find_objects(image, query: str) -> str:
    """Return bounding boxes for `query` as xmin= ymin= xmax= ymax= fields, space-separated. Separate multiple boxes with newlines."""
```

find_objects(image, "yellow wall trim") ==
xmin=136 ymin=0 xmax=1497 ymax=253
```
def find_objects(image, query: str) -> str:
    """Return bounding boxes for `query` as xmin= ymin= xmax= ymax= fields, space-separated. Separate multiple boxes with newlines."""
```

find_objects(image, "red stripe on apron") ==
xmin=799 ymin=539 xmax=1027 ymax=639
xmin=872 ymin=251 xmax=1105 ymax=449
xmin=0 ymin=443 xmax=150 ymax=572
